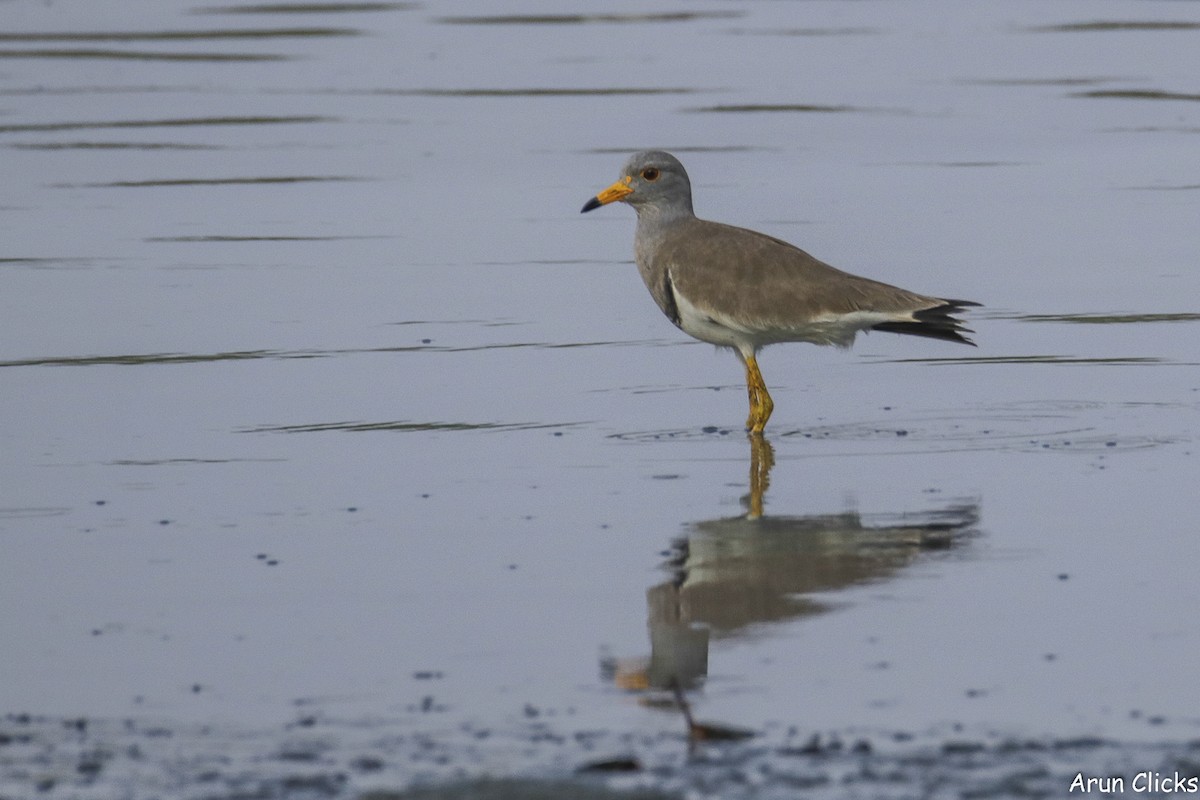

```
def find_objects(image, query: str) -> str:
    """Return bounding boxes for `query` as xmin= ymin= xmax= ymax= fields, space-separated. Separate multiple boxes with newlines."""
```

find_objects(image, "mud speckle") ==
xmin=1 ymin=713 xmax=1198 ymax=799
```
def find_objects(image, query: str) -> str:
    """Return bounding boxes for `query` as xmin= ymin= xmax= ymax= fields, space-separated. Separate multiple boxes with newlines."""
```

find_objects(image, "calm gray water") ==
xmin=2 ymin=1 xmax=1199 ymax=797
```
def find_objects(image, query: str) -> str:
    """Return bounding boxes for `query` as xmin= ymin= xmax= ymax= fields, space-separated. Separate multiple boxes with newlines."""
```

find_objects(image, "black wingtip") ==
xmin=871 ymin=299 xmax=980 ymax=346
xmin=581 ymin=196 xmax=602 ymax=213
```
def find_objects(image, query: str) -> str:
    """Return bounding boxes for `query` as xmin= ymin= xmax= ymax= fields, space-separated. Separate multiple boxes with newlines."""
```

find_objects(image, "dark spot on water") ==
xmin=413 ymin=670 xmax=443 ymax=680
xmin=158 ymin=519 xmax=171 ymax=525
xmin=351 ymin=755 xmax=385 ymax=772
xmin=95 ymin=500 xmax=106 ymax=506
xmin=346 ymin=506 xmax=357 ymax=512
xmin=577 ymin=756 xmax=641 ymax=773
xmin=1057 ymin=573 xmax=1070 ymax=580
xmin=1052 ymin=736 xmax=1105 ymax=750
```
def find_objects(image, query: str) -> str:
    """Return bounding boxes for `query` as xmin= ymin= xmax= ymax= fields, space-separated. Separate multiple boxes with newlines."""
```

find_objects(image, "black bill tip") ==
xmin=580 ymin=196 xmax=602 ymax=213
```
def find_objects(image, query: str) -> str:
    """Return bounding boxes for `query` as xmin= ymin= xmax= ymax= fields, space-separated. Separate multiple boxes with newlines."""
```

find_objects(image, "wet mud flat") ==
xmin=3 ymin=710 xmax=1199 ymax=799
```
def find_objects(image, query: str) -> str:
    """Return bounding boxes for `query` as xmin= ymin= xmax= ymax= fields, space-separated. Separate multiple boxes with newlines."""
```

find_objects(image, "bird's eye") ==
xmin=641 ymin=167 xmax=660 ymax=181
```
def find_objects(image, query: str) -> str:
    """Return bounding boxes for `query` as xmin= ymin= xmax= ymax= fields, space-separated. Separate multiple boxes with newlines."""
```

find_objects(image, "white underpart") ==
xmin=671 ymin=277 xmax=913 ymax=355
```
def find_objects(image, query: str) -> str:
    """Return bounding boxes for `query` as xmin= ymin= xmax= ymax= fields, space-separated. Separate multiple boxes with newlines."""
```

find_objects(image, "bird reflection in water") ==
xmin=603 ymin=435 xmax=979 ymax=739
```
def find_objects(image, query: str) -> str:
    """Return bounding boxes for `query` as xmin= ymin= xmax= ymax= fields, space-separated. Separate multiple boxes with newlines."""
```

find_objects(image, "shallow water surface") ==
xmin=2 ymin=0 xmax=1199 ymax=797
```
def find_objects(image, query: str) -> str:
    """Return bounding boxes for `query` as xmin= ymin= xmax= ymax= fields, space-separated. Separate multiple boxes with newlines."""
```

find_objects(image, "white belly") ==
xmin=672 ymin=281 xmax=899 ymax=352
xmin=673 ymin=288 xmax=749 ymax=348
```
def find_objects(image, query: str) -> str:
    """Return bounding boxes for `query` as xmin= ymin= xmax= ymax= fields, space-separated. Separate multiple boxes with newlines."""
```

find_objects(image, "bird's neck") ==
xmin=634 ymin=201 xmax=694 ymax=227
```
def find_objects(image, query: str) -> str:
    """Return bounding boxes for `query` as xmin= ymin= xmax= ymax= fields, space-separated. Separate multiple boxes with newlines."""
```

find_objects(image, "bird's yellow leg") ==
xmin=742 ymin=353 xmax=774 ymax=435
xmin=742 ymin=367 xmax=757 ymax=431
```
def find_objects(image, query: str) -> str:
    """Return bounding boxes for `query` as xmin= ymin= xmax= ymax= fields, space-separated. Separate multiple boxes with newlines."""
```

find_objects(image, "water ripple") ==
xmin=243 ymin=420 xmax=580 ymax=434
xmin=437 ymin=12 xmax=744 ymax=25
xmin=0 ymin=115 xmax=331 ymax=134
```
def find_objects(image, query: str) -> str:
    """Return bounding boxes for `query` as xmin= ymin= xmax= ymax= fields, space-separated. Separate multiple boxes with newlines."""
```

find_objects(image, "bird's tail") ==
xmin=871 ymin=299 xmax=980 ymax=346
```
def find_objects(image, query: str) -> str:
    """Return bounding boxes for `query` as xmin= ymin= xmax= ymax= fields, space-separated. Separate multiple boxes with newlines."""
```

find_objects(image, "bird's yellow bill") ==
xmin=581 ymin=176 xmax=633 ymax=212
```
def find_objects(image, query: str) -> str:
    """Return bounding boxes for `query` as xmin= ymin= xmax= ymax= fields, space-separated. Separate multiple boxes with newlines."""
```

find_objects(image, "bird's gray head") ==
xmin=581 ymin=150 xmax=694 ymax=220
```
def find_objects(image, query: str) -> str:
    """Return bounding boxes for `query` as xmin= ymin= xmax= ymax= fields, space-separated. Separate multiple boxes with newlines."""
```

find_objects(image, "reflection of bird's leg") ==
xmin=747 ymin=434 xmax=775 ymax=520
xmin=740 ymin=352 xmax=774 ymax=434
xmin=670 ymin=680 xmax=700 ymax=757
